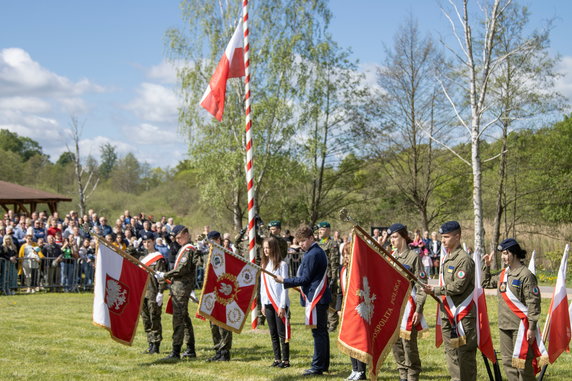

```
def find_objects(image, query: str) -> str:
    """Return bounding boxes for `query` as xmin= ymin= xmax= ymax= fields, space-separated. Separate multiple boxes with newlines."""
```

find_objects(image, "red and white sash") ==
xmin=400 ymin=285 xmax=428 ymax=340
xmin=498 ymin=269 xmax=549 ymax=369
xmin=174 ymin=243 xmax=195 ymax=268
xmin=140 ymin=252 xmax=164 ymax=267
xmin=435 ymin=248 xmax=446 ymax=347
xmin=300 ymin=270 xmax=328 ymax=328
xmin=262 ymin=273 xmax=291 ymax=342
xmin=340 ymin=265 xmax=347 ymax=295
xmin=439 ymin=249 xmax=474 ymax=347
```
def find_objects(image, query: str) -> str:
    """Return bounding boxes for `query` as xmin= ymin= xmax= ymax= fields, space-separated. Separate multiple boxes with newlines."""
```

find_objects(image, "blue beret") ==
xmin=171 ymin=225 xmax=186 ymax=237
xmin=386 ymin=223 xmax=407 ymax=235
xmin=318 ymin=222 xmax=331 ymax=228
xmin=141 ymin=232 xmax=155 ymax=241
xmin=497 ymin=238 xmax=519 ymax=252
xmin=268 ymin=220 xmax=281 ymax=228
xmin=207 ymin=231 xmax=221 ymax=240
xmin=439 ymin=221 xmax=461 ymax=234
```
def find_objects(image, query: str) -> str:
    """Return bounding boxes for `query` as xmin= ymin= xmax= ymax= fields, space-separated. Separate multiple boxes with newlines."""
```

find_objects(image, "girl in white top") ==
xmin=260 ymin=236 xmax=290 ymax=368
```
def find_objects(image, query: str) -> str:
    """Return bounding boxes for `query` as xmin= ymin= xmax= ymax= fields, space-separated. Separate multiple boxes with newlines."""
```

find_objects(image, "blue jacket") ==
xmin=284 ymin=242 xmax=331 ymax=306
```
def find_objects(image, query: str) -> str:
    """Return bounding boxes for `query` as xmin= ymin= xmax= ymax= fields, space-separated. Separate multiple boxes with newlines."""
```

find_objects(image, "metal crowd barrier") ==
xmin=0 ymin=257 xmax=95 ymax=295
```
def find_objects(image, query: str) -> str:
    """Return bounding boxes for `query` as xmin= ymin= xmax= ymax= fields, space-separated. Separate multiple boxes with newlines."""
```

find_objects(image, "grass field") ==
xmin=0 ymin=292 xmax=570 ymax=380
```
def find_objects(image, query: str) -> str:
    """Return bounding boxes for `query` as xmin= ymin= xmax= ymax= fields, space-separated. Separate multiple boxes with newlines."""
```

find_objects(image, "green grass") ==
xmin=0 ymin=293 xmax=570 ymax=380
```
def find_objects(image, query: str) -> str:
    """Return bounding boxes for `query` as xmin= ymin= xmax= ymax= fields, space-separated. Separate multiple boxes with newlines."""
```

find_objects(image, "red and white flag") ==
xmin=472 ymin=250 xmax=497 ymax=362
xmin=200 ymin=21 xmax=245 ymax=121
xmin=545 ymin=244 xmax=571 ymax=363
xmin=93 ymin=243 xmax=148 ymax=345
xmin=338 ymin=229 xmax=412 ymax=381
xmin=435 ymin=246 xmax=446 ymax=348
xmin=198 ymin=244 xmax=259 ymax=333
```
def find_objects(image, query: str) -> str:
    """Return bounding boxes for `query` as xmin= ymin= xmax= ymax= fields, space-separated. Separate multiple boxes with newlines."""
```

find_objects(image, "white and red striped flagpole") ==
xmin=242 ymin=0 xmax=258 ymax=329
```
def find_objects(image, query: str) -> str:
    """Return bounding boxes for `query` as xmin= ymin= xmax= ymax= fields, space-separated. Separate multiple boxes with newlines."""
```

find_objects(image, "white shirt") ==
xmin=260 ymin=260 xmax=290 ymax=308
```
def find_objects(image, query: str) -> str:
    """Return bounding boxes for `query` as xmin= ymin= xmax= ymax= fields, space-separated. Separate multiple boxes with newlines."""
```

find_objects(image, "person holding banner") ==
xmin=139 ymin=232 xmax=167 ymax=355
xmin=423 ymin=221 xmax=477 ymax=381
xmin=386 ymin=223 xmax=427 ymax=381
xmin=155 ymin=225 xmax=197 ymax=360
xmin=276 ymin=224 xmax=331 ymax=377
xmin=482 ymin=238 xmax=547 ymax=381
xmin=260 ymin=236 xmax=291 ymax=368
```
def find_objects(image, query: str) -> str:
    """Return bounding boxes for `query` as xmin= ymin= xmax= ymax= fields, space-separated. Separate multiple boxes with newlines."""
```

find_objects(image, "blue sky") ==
xmin=1 ymin=0 xmax=571 ymax=167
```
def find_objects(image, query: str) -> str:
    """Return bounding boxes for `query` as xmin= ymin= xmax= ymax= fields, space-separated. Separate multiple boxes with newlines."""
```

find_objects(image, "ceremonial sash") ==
xmin=262 ymin=272 xmax=291 ymax=342
xmin=140 ymin=252 xmax=163 ymax=267
xmin=439 ymin=249 xmax=473 ymax=347
xmin=498 ymin=269 xmax=549 ymax=369
xmin=435 ymin=248 xmax=446 ymax=348
xmin=340 ymin=265 xmax=347 ymax=295
xmin=174 ymin=243 xmax=195 ymax=268
xmin=300 ymin=269 xmax=328 ymax=328
xmin=400 ymin=285 xmax=428 ymax=340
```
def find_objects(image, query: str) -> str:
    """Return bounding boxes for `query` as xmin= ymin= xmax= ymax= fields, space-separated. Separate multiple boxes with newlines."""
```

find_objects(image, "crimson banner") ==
xmin=338 ymin=229 xmax=412 ymax=381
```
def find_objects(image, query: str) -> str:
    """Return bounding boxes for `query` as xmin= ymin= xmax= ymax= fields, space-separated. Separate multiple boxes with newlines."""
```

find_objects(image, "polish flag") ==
xmin=200 ymin=21 xmax=245 ymax=121
xmin=472 ymin=250 xmax=497 ymax=362
xmin=93 ymin=243 xmax=149 ymax=345
xmin=435 ymin=246 xmax=446 ymax=348
xmin=545 ymin=244 xmax=571 ymax=363
xmin=528 ymin=250 xmax=536 ymax=275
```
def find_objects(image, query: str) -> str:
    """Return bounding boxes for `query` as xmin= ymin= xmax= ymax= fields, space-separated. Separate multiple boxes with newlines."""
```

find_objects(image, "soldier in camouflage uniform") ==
xmin=139 ymin=232 xmax=167 ymax=354
xmin=317 ymin=221 xmax=340 ymax=332
xmin=268 ymin=220 xmax=289 ymax=261
xmin=482 ymin=238 xmax=545 ymax=381
xmin=424 ymin=221 xmax=477 ymax=381
xmin=386 ymin=223 xmax=427 ymax=381
xmin=155 ymin=225 xmax=197 ymax=360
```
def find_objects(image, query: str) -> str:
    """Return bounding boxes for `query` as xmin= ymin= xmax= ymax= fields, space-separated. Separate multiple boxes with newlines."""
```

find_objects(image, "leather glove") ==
xmin=156 ymin=293 xmax=163 ymax=306
xmin=154 ymin=271 xmax=165 ymax=281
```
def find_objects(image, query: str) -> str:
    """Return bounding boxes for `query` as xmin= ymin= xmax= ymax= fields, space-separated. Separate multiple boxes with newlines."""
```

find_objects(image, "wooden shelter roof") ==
xmin=0 ymin=181 xmax=72 ymax=214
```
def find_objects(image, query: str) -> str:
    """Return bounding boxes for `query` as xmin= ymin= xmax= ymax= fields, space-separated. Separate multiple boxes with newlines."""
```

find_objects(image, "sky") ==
xmin=1 ymin=0 xmax=571 ymax=168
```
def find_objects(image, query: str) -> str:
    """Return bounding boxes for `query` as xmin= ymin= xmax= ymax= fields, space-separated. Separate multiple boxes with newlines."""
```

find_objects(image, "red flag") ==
xmin=93 ymin=243 xmax=148 ymax=345
xmin=200 ymin=21 xmax=245 ymax=121
xmin=472 ymin=250 xmax=497 ymax=362
xmin=338 ymin=229 xmax=412 ymax=381
xmin=545 ymin=244 xmax=571 ymax=363
xmin=198 ymin=244 xmax=259 ymax=333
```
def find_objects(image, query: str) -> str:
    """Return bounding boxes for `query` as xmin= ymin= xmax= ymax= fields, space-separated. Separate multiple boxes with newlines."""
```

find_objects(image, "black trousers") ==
xmin=264 ymin=304 xmax=289 ymax=361
xmin=351 ymin=357 xmax=366 ymax=372
xmin=311 ymin=303 xmax=330 ymax=372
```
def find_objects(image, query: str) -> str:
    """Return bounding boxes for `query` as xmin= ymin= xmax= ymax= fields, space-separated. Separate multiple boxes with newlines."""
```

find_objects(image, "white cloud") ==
xmin=0 ymin=96 xmax=50 ymax=113
xmin=146 ymin=60 xmax=185 ymax=84
xmin=0 ymin=48 xmax=104 ymax=97
xmin=122 ymin=123 xmax=180 ymax=145
xmin=125 ymin=82 xmax=180 ymax=123
xmin=556 ymin=56 xmax=572 ymax=104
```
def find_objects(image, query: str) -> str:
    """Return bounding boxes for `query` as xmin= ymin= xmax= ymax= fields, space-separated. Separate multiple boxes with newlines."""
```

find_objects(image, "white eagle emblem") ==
xmin=355 ymin=277 xmax=376 ymax=324
xmin=105 ymin=278 xmax=128 ymax=313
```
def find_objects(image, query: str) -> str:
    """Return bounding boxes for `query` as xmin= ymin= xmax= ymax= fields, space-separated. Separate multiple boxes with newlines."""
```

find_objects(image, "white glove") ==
xmin=154 ymin=271 xmax=165 ymax=281
xmin=156 ymin=293 xmax=164 ymax=306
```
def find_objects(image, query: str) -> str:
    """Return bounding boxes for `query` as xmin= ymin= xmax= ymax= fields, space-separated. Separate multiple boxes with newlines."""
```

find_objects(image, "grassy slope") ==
xmin=0 ymin=293 xmax=570 ymax=380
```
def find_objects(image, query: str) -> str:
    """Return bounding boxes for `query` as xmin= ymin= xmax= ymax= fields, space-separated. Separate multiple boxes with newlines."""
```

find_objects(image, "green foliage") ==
xmin=0 ymin=129 xmax=44 ymax=161
xmin=56 ymin=151 xmax=76 ymax=166
xmin=99 ymin=143 xmax=118 ymax=180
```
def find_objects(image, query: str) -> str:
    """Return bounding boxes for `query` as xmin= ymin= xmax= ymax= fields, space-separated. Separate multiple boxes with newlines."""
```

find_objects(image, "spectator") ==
xmin=99 ymin=217 xmax=112 ymax=236
xmin=42 ymin=234 xmax=62 ymax=290
xmin=0 ymin=235 xmax=18 ymax=295
xmin=58 ymin=236 xmax=79 ymax=292
xmin=47 ymin=218 xmax=61 ymax=237
xmin=113 ymin=233 xmax=127 ymax=251
xmin=155 ymin=237 xmax=170 ymax=260
xmin=78 ymin=238 xmax=95 ymax=289
xmin=18 ymin=234 xmax=44 ymax=293
xmin=428 ymin=232 xmax=441 ymax=277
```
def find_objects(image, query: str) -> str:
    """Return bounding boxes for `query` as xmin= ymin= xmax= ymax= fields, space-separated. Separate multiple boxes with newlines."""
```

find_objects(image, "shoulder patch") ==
xmin=532 ymin=286 xmax=540 ymax=296
xmin=499 ymin=283 xmax=507 ymax=293
xmin=419 ymin=271 xmax=427 ymax=279
xmin=511 ymin=279 xmax=521 ymax=288
xmin=456 ymin=270 xmax=466 ymax=279
xmin=403 ymin=264 xmax=412 ymax=271
xmin=447 ymin=265 xmax=455 ymax=273
xmin=180 ymin=256 xmax=188 ymax=263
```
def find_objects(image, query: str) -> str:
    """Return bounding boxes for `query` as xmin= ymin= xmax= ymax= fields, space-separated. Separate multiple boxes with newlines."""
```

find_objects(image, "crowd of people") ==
xmin=0 ymin=208 xmax=543 ymax=381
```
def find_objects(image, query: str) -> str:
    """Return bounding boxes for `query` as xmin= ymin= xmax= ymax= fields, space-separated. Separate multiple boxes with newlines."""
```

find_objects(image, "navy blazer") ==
xmin=283 ymin=242 xmax=331 ymax=306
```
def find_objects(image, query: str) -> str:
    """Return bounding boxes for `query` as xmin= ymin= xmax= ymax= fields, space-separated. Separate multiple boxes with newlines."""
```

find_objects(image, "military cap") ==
xmin=497 ymin=238 xmax=520 ymax=252
xmin=268 ymin=220 xmax=282 ymax=228
xmin=207 ymin=230 xmax=221 ymax=240
xmin=386 ymin=223 xmax=407 ymax=235
xmin=171 ymin=225 xmax=186 ymax=237
xmin=439 ymin=221 xmax=461 ymax=234
xmin=318 ymin=221 xmax=331 ymax=228
xmin=141 ymin=232 xmax=155 ymax=241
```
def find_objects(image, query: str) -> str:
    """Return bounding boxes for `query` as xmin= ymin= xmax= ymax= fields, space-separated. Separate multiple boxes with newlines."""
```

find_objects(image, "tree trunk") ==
xmin=471 ymin=125 xmax=485 ymax=256
xmin=491 ymin=125 xmax=508 ymax=269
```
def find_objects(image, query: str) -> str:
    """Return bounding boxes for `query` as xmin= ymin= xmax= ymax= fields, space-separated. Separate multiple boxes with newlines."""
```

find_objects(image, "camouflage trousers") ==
xmin=210 ymin=322 xmax=232 ymax=352
xmin=442 ymin=317 xmax=477 ymax=381
xmin=141 ymin=298 xmax=162 ymax=343
xmin=392 ymin=329 xmax=421 ymax=381
xmin=170 ymin=281 xmax=195 ymax=349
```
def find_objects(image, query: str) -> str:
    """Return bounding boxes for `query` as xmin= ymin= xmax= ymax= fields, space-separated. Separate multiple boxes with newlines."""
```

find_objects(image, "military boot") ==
xmin=149 ymin=342 xmax=160 ymax=354
xmin=217 ymin=350 xmax=231 ymax=361
xmin=181 ymin=347 xmax=196 ymax=359
xmin=142 ymin=342 xmax=153 ymax=354
xmin=207 ymin=351 xmax=221 ymax=362
xmin=162 ymin=345 xmax=181 ymax=360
